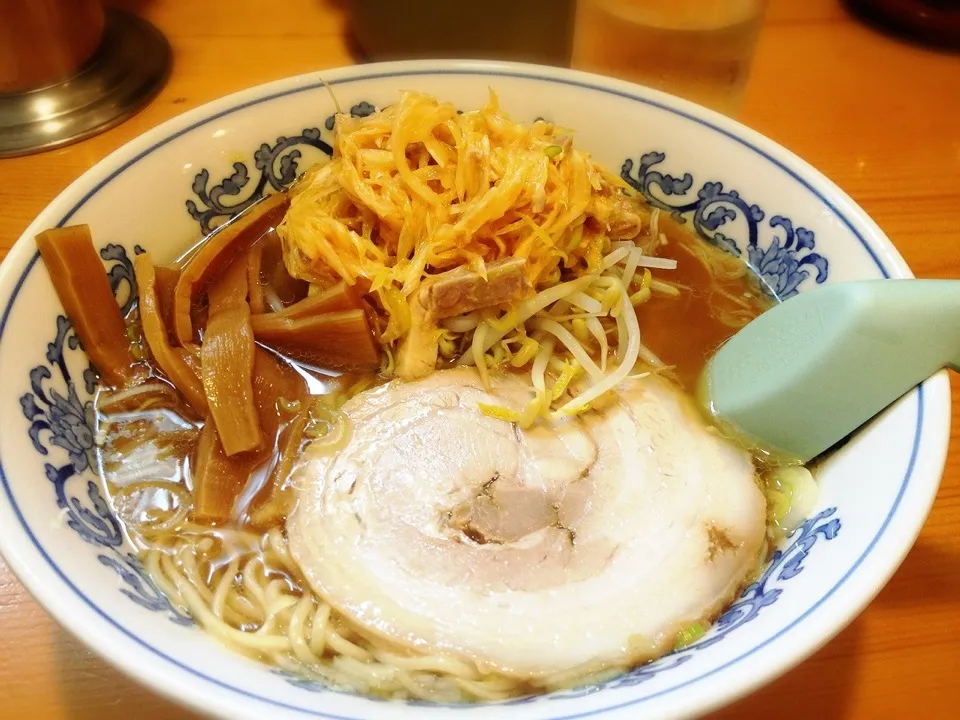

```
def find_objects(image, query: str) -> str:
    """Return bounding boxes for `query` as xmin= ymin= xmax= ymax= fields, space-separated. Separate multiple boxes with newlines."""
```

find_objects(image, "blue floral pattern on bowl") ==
xmin=21 ymin=104 xmax=840 ymax=703
xmin=185 ymin=101 xmax=377 ymax=234
xmin=621 ymin=152 xmax=829 ymax=298
xmin=20 ymin=244 xmax=190 ymax=626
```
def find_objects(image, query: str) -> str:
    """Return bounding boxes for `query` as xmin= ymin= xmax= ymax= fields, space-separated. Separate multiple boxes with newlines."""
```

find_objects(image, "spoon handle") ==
xmin=702 ymin=279 xmax=960 ymax=463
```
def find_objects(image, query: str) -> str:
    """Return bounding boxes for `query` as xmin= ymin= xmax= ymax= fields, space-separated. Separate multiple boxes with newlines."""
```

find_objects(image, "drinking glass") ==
xmin=572 ymin=0 xmax=768 ymax=116
xmin=348 ymin=0 xmax=577 ymax=66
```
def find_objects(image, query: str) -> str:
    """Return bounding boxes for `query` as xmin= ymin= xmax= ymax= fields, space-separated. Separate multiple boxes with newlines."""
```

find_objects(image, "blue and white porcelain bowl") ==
xmin=0 ymin=60 xmax=950 ymax=720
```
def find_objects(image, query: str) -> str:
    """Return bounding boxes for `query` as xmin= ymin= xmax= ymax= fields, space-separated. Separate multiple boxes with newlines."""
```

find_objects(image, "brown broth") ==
xmin=635 ymin=216 xmax=773 ymax=389
xmin=96 ymin=363 xmax=369 ymax=541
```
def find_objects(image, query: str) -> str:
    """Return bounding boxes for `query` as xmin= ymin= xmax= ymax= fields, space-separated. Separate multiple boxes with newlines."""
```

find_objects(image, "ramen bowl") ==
xmin=0 ymin=60 xmax=950 ymax=720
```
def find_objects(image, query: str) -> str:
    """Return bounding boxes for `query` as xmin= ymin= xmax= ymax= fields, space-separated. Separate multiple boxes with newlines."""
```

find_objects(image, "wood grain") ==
xmin=0 ymin=0 xmax=957 ymax=718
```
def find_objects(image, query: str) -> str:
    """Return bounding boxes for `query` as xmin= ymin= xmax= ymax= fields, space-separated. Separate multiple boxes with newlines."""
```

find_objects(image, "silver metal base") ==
xmin=0 ymin=8 xmax=171 ymax=158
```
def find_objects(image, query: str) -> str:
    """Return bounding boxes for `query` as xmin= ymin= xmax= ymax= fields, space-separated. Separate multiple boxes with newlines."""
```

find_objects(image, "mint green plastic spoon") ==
xmin=700 ymin=280 xmax=959 ymax=463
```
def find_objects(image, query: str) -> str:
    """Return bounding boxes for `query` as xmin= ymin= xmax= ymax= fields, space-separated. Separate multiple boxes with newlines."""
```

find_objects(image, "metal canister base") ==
xmin=0 ymin=8 xmax=171 ymax=158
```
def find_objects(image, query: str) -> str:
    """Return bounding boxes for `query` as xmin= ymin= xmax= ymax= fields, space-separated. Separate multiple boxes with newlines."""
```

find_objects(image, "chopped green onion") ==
xmin=544 ymin=145 xmax=563 ymax=158
xmin=305 ymin=423 xmax=329 ymax=439
xmin=767 ymin=465 xmax=818 ymax=532
xmin=674 ymin=622 xmax=707 ymax=650
xmin=278 ymin=397 xmax=302 ymax=414
xmin=305 ymin=402 xmax=340 ymax=439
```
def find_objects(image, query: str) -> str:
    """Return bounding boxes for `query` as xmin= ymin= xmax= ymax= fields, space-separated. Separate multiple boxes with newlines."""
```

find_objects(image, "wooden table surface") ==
xmin=1 ymin=0 xmax=958 ymax=718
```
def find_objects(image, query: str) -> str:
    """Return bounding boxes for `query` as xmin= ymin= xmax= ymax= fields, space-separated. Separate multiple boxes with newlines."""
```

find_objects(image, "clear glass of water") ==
xmin=572 ymin=0 xmax=768 ymax=116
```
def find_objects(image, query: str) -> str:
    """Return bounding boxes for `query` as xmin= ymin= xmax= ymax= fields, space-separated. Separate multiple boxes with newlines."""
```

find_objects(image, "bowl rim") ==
xmin=0 ymin=59 xmax=951 ymax=720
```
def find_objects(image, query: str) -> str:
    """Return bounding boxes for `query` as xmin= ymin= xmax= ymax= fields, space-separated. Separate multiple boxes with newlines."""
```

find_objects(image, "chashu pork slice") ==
xmin=288 ymin=367 xmax=766 ymax=679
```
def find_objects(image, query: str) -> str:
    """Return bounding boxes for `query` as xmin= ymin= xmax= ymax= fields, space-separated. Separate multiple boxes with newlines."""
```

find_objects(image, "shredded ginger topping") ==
xmin=278 ymin=90 xmax=675 ymax=419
